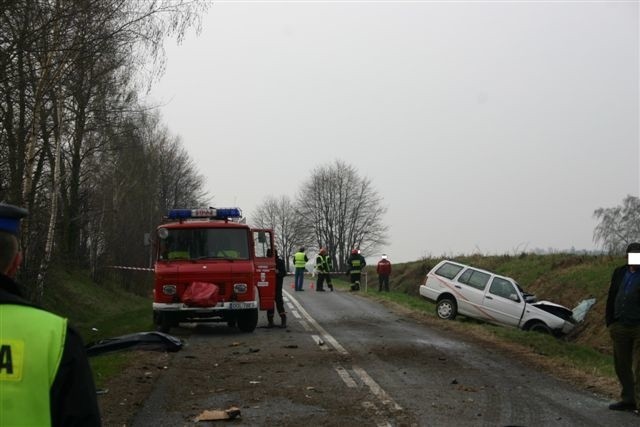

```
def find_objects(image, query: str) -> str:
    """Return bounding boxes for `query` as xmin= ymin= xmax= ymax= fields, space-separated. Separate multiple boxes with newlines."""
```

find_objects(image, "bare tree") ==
xmin=251 ymin=195 xmax=313 ymax=271
xmin=593 ymin=195 xmax=640 ymax=254
xmin=296 ymin=160 xmax=388 ymax=271
xmin=89 ymin=110 xmax=207 ymax=276
xmin=0 ymin=0 xmax=209 ymax=298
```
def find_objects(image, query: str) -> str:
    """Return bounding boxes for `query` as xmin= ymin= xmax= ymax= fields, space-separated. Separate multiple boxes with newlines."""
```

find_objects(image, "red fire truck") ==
xmin=152 ymin=207 xmax=275 ymax=333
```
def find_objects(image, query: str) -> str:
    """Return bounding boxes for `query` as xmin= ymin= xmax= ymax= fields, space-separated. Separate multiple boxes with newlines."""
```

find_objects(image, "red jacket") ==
xmin=376 ymin=259 xmax=391 ymax=276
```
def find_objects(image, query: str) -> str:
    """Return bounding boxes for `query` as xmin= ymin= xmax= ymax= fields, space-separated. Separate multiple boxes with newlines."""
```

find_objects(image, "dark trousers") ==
xmin=378 ymin=274 xmax=389 ymax=291
xmin=609 ymin=322 xmax=640 ymax=406
xmin=294 ymin=268 xmax=305 ymax=291
xmin=267 ymin=278 xmax=285 ymax=321
xmin=349 ymin=273 xmax=361 ymax=290
xmin=317 ymin=273 xmax=332 ymax=291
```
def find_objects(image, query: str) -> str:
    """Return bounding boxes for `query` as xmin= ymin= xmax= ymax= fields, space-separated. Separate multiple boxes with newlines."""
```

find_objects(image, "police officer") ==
xmin=292 ymin=247 xmax=308 ymax=291
xmin=0 ymin=202 xmax=101 ymax=426
xmin=346 ymin=249 xmax=366 ymax=291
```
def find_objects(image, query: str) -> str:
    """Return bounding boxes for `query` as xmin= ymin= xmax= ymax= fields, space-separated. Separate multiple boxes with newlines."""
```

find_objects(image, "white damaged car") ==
xmin=419 ymin=260 xmax=575 ymax=335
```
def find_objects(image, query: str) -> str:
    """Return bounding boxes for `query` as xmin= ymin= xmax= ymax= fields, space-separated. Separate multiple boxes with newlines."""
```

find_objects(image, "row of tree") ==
xmin=251 ymin=160 xmax=389 ymax=272
xmin=0 ymin=1 xmax=209 ymax=300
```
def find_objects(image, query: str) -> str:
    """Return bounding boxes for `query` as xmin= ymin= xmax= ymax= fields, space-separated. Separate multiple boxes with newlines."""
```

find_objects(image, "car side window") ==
xmin=435 ymin=262 xmax=464 ymax=280
xmin=467 ymin=270 xmax=490 ymax=290
xmin=489 ymin=277 xmax=516 ymax=299
xmin=457 ymin=269 xmax=473 ymax=284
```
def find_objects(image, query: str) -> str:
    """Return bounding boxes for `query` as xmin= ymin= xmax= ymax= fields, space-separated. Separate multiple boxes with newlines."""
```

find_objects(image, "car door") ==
xmin=455 ymin=268 xmax=491 ymax=319
xmin=482 ymin=277 xmax=525 ymax=327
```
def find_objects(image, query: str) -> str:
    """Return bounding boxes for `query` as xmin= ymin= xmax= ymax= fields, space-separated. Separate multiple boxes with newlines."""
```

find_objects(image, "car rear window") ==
xmin=434 ymin=262 xmax=464 ymax=280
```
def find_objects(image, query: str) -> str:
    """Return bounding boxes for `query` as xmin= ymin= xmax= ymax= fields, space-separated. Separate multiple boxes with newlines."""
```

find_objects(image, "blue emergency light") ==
xmin=167 ymin=207 xmax=242 ymax=220
xmin=215 ymin=208 xmax=242 ymax=219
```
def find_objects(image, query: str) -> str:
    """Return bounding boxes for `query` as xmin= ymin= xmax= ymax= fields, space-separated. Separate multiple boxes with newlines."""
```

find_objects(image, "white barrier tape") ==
xmin=109 ymin=266 xmax=154 ymax=272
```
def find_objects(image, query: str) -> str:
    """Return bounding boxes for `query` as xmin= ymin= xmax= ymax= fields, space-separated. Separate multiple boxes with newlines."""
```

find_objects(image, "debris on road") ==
xmin=194 ymin=406 xmax=241 ymax=422
xmin=86 ymin=331 xmax=183 ymax=357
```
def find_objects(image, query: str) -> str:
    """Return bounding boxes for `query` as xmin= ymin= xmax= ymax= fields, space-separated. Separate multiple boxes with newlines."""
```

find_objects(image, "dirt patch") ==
xmin=97 ymin=351 xmax=171 ymax=426
xmin=97 ymin=296 xmax=621 ymax=425
xmin=374 ymin=297 xmax=619 ymax=399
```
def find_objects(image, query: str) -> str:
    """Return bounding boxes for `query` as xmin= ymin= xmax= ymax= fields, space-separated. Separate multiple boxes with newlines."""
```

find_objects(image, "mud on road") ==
xmin=97 ymin=291 xmax=634 ymax=427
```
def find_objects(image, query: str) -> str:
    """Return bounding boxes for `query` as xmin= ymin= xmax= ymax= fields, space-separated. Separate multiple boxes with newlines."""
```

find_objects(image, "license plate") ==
xmin=230 ymin=302 xmax=253 ymax=309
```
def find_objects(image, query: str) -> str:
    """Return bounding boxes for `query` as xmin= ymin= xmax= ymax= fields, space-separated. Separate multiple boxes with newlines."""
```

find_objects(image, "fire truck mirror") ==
xmin=257 ymin=231 xmax=266 ymax=243
xmin=157 ymin=227 xmax=169 ymax=239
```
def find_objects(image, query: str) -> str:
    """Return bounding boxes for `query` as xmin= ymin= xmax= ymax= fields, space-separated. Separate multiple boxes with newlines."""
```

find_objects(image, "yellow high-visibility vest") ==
xmin=294 ymin=252 xmax=306 ymax=268
xmin=0 ymin=304 xmax=66 ymax=427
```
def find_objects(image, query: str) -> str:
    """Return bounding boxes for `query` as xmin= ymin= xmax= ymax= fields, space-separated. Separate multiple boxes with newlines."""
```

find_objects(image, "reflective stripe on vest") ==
xmin=294 ymin=252 xmax=306 ymax=268
xmin=316 ymin=255 xmax=331 ymax=272
xmin=0 ymin=304 xmax=66 ymax=427
xmin=350 ymin=259 xmax=362 ymax=274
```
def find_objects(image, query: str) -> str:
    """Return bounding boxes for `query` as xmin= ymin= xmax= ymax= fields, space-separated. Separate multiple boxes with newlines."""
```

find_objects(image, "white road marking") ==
xmin=335 ymin=365 xmax=358 ymax=388
xmin=352 ymin=366 xmax=403 ymax=411
xmin=284 ymin=289 xmax=402 ymax=421
xmin=312 ymin=334 xmax=328 ymax=350
xmin=283 ymin=290 xmax=348 ymax=355
xmin=299 ymin=320 xmax=312 ymax=331
xmin=291 ymin=309 xmax=301 ymax=319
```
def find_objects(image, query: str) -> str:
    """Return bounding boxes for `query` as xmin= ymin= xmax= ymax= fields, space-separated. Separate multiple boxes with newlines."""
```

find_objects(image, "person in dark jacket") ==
xmin=346 ymin=249 xmax=366 ymax=291
xmin=605 ymin=242 xmax=640 ymax=413
xmin=267 ymin=249 xmax=287 ymax=328
xmin=0 ymin=202 xmax=101 ymax=426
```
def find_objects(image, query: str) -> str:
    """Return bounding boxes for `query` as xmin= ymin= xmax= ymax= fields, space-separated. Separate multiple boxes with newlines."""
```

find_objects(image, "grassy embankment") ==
xmin=40 ymin=267 xmax=152 ymax=388
xmin=347 ymin=253 xmax=621 ymax=385
xmin=42 ymin=253 xmax=621 ymax=390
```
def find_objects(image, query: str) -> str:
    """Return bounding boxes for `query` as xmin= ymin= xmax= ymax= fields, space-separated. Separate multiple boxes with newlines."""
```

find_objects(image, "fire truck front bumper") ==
xmin=153 ymin=301 xmax=258 ymax=313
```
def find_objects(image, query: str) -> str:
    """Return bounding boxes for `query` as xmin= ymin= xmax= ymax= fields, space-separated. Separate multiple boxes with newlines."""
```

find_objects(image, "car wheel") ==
xmin=436 ymin=298 xmax=457 ymax=320
xmin=528 ymin=321 xmax=551 ymax=334
xmin=237 ymin=309 xmax=258 ymax=332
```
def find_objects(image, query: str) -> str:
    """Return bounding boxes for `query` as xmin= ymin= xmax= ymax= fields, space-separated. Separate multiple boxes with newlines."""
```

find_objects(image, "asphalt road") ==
xmin=124 ymin=277 xmax=639 ymax=427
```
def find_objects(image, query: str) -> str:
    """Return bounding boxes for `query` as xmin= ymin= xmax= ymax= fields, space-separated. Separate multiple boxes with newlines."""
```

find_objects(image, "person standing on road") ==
xmin=376 ymin=254 xmax=392 ymax=292
xmin=293 ymin=247 xmax=308 ymax=291
xmin=0 ymin=202 xmax=101 ymax=426
xmin=267 ymin=249 xmax=287 ymax=328
xmin=346 ymin=249 xmax=366 ymax=291
xmin=606 ymin=242 xmax=640 ymax=414
xmin=315 ymin=248 xmax=333 ymax=292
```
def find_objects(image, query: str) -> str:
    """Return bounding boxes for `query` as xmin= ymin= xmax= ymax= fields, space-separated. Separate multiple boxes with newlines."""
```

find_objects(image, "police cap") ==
xmin=0 ymin=203 xmax=28 ymax=236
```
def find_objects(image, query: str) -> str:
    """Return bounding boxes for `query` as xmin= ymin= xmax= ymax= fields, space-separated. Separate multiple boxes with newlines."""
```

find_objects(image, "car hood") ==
xmin=531 ymin=300 xmax=573 ymax=322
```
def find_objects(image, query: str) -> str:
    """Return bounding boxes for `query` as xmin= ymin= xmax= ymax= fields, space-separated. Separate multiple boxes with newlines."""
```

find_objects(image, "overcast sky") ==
xmin=148 ymin=1 xmax=639 ymax=263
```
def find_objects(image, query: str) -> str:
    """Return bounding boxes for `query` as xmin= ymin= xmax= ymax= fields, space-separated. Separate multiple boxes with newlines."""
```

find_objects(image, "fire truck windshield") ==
xmin=158 ymin=228 xmax=250 ymax=261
